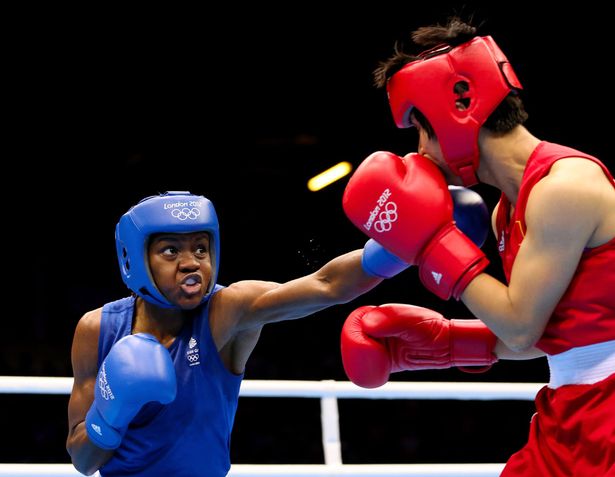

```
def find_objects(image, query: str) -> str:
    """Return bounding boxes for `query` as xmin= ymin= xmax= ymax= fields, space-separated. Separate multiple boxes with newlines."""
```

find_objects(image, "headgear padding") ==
xmin=115 ymin=191 xmax=220 ymax=308
xmin=387 ymin=36 xmax=522 ymax=186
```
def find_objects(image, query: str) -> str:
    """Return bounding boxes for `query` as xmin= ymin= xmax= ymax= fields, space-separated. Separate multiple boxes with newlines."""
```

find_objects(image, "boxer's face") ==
xmin=411 ymin=116 xmax=463 ymax=186
xmin=148 ymin=232 xmax=212 ymax=309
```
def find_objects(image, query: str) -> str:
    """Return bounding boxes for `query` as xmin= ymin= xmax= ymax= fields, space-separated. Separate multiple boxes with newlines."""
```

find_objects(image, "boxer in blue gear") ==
xmin=66 ymin=191 xmax=385 ymax=477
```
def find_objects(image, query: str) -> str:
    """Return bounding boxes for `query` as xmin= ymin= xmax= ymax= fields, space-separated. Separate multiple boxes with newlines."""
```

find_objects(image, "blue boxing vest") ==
xmin=97 ymin=286 xmax=243 ymax=477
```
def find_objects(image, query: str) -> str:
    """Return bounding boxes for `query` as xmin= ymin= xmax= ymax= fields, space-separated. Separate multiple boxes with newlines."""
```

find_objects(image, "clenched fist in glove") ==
xmin=344 ymin=151 xmax=489 ymax=300
xmin=85 ymin=333 xmax=177 ymax=449
xmin=341 ymin=304 xmax=498 ymax=388
xmin=361 ymin=184 xmax=490 ymax=279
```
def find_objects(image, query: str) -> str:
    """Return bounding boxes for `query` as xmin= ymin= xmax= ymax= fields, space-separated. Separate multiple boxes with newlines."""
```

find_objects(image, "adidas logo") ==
xmin=90 ymin=423 xmax=102 ymax=436
xmin=498 ymin=231 xmax=505 ymax=252
xmin=431 ymin=271 xmax=442 ymax=285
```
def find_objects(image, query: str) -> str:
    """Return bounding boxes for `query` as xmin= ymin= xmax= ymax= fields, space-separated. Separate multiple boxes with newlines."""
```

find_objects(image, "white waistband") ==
xmin=547 ymin=340 xmax=615 ymax=389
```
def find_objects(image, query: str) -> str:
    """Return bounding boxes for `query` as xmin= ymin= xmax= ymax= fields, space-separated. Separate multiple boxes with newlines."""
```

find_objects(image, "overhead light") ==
xmin=307 ymin=161 xmax=353 ymax=192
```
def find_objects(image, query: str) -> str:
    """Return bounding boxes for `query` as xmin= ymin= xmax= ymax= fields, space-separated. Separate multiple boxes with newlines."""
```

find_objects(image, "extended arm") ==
xmin=238 ymin=249 xmax=383 ymax=328
xmin=210 ymin=249 xmax=383 ymax=375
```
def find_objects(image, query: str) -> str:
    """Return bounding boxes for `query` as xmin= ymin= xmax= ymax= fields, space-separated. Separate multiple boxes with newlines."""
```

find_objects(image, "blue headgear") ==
xmin=115 ymin=191 xmax=220 ymax=308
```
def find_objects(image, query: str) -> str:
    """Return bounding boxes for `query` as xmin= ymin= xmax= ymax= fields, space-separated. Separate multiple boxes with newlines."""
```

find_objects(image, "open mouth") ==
xmin=180 ymin=275 xmax=202 ymax=295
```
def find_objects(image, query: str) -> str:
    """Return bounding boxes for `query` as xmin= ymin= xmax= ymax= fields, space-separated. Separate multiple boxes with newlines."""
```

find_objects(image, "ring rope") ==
xmin=0 ymin=376 xmax=540 ymax=477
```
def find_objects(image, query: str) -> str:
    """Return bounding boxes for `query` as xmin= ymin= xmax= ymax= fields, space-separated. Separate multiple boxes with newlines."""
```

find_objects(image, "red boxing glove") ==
xmin=343 ymin=151 xmax=489 ymax=300
xmin=340 ymin=304 xmax=498 ymax=388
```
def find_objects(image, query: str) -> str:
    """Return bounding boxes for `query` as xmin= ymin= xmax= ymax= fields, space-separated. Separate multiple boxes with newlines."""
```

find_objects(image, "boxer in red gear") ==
xmin=492 ymin=143 xmax=615 ymax=476
xmin=343 ymin=17 xmax=615 ymax=476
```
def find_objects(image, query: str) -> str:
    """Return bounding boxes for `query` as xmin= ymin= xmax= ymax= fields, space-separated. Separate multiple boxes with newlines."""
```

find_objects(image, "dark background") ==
xmin=3 ymin=2 xmax=612 ymax=466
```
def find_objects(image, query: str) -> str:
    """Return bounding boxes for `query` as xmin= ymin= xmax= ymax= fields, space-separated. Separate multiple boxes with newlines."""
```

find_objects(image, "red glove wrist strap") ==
xmin=450 ymin=319 xmax=498 ymax=371
xmin=418 ymin=224 xmax=489 ymax=300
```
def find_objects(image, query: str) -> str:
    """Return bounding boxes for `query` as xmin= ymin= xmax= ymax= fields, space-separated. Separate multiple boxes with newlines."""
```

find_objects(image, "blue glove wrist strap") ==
xmin=85 ymin=404 xmax=124 ymax=450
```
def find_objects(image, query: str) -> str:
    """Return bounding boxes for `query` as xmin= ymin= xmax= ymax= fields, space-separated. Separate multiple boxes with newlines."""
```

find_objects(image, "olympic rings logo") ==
xmin=187 ymin=354 xmax=200 ymax=363
xmin=171 ymin=208 xmax=201 ymax=221
xmin=373 ymin=202 xmax=398 ymax=233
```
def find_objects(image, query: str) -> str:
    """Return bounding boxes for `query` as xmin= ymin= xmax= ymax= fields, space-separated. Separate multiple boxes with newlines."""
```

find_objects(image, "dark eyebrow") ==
xmin=151 ymin=233 xmax=210 ymax=243
xmin=192 ymin=233 xmax=210 ymax=240
xmin=152 ymin=235 xmax=180 ymax=243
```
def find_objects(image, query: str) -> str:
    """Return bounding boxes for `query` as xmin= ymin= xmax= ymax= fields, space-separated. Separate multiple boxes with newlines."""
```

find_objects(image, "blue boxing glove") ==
xmin=361 ymin=186 xmax=489 ymax=278
xmin=85 ymin=333 xmax=177 ymax=450
xmin=362 ymin=237 xmax=410 ymax=278
xmin=448 ymin=186 xmax=490 ymax=248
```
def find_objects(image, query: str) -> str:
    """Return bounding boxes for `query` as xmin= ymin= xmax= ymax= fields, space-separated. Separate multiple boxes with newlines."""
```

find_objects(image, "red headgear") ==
xmin=387 ymin=36 xmax=522 ymax=186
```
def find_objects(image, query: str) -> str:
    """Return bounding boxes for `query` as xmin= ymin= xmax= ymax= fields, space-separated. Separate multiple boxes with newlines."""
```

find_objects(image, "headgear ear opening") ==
xmin=386 ymin=36 xmax=522 ymax=186
xmin=115 ymin=191 xmax=220 ymax=308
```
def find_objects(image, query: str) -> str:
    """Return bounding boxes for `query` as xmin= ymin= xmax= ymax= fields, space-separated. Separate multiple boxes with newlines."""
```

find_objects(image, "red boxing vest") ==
xmin=495 ymin=141 xmax=615 ymax=355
